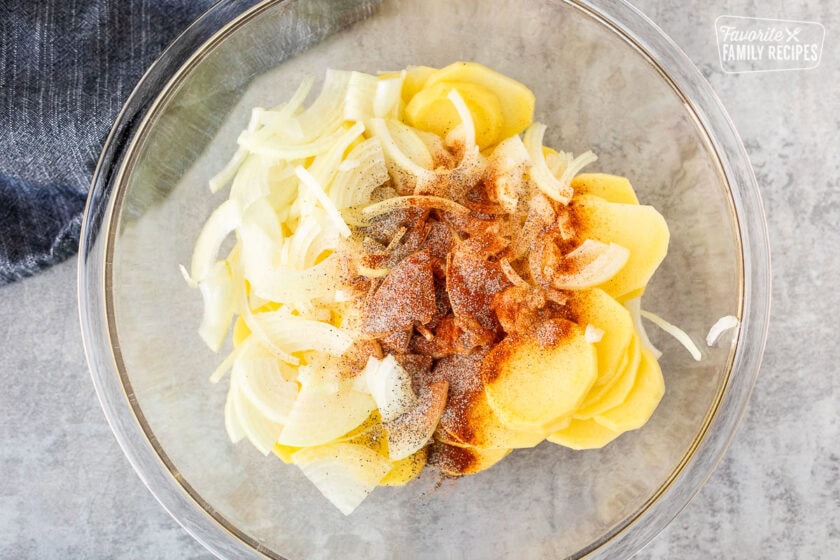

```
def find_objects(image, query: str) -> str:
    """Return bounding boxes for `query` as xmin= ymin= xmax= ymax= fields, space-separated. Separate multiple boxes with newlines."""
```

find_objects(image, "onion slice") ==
xmin=363 ymin=355 xmax=418 ymax=422
xmin=549 ymin=239 xmax=630 ymax=290
xmin=706 ymin=315 xmax=739 ymax=346
xmin=386 ymin=381 xmax=448 ymax=461
xmin=293 ymin=443 xmax=391 ymax=515
xmin=641 ymin=310 xmax=702 ymax=361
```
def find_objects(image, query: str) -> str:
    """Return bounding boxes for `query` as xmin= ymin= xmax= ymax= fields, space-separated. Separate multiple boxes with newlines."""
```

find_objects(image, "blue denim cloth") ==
xmin=0 ymin=1 xmax=216 ymax=285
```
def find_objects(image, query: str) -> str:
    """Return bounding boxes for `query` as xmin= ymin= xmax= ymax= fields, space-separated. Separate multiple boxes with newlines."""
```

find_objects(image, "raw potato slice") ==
xmin=293 ymin=443 xmax=391 ymax=515
xmin=405 ymin=81 xmax=502 ymax=149
xmin=575 ymin=336 xmax=641 ymax=419
xmin=483 ymin=319 xmax=598 ymax=431
xmin=380 ymin=448 xmax=427 ymax=486
xmin=441 ymin=389 xmax=547 ymax=450
xmin=567 ymin=288 xmax=634 ymax=391
xmin=400 ymin=65 xmax=437 ymax=104
xmin=424 ymin=61 xmax=535 ymax=139
xmin=594 ymin=347 xmax=665 ymax=432
xmin=547 ymin=418 xmax=622 ymax=450
xmin=571 ymin=173 xmax=639 ymax=205
xmin=428 ymin=441 xmax=512 ymax=476
xmin=570 ymin=194 xmax=670 ymax=300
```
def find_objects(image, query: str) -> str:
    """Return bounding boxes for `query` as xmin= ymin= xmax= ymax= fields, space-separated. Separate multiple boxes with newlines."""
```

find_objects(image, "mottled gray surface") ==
xmin=1 ymin=0 xmax=838 ymax=558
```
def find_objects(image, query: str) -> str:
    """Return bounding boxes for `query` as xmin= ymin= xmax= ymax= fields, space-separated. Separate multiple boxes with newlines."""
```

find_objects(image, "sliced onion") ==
xmin=369 ymin=118 xmax=435 ymax=184
xmin=208 ymin=106 xmax=263 ymax=193
xmin=229 ymin=154 xmax=272 ymax=212
xmin=230 ymin=379 xmax=284 ymax=455
xmin=233 ymin=353 xmax=300 ymax=424
xmin=249 ymin=308 xmax=354 ymax=356
xmin=499 ymin=257 xmax=528 ymax=287
xmin=224 ymin=383 xmax=246 ymax=444
xmin=363 ymin=355 xmax=418 ymax=422
xmin=446 ymin=89 xmax=476 ymax=154
xmin=245 ymin=76 xmax=313 ymax=146
xmin=625 ymin=297 xmax=662 ymax=359
xmin=706 ymin=315 xmax=739 ymax=347
xmin=585 ymin=324 xmax=605 ymax=343
xmin=523 ymin=122 xmax=574 ymax=204
xmin=306 ymin=122 xmax=366 ymax=190
xmin=198 ymin=260 xmax=237 ymax=352
xmin=295 ymin=166 xmax=352 ymax=238
xmin=328 ymin=137 xmax=389 ymax=210
xmin=292 ymin=69 xmax=351 ymax=143
xmin=374 ymin=75 xmax=404 ymax=120
xmin=640 ymin=310 xmax=702 ymax=361
xmin=278 ymin=384 xmax=376 ymax=447
xmin=385 ymin=381 xmax=448 ymax=461
xmin=344 ymin=71 xmax=379 ymax=123
xmin=190 ymin=199 xmax=240 ymax=282
xmin=384 ymin=120 xmax=434 ymax=170
xmin=240 ymin=120 xmax=348 ymax=161
xmin=293 ymin=442 xmax=391 ymax=515
xmin=549 ymin=239 xmax=630 ymax=290
xmin=487 ymin=135 xmax=531 ymax=213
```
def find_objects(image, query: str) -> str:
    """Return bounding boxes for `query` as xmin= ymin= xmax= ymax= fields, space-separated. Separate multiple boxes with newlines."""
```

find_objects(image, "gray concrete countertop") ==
xmin=1 ymin=1 xmax=837 ymax=558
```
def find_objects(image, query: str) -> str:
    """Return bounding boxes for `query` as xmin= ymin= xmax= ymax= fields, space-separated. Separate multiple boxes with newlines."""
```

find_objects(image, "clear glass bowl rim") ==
xmin=78 ymin=1 xmax=772 ymax=558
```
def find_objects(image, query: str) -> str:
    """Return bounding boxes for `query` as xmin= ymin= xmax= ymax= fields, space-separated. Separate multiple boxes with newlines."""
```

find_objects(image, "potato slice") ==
xmin=405 ymin=81 xmax=502 ymax=149
xmin=380 ymin=447 xmax=427 ymax=486
xmin=424 ymin=61 xmax=535 ymax=139
xmin=571 ymin=173 xmax=639 ymax=205
xmin=401 ymin=65 xmax=437 ymax=104
xmin=594 ymin=347 xmax=665 ymax=432
xmin=567 ymin=288 xmax=634 ymax=391
xmin=428 ymin=441 xmax=512 ymax=476
xmin=547 ymin=418 xmax=622 ymax=450
xmin=570 ymin=194 xmax=670 ymax=300
xmin=483 ymin=319 xmax=597 ymax=431
xmin=574 ymin=336 xmax=641 ymax=419
xmin=440 ymin=388 xmax=547 ymax=450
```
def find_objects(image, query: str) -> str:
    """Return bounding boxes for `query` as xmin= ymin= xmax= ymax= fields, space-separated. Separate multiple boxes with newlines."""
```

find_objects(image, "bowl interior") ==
xmin=107 ymin=0 xmax=741 ymax=557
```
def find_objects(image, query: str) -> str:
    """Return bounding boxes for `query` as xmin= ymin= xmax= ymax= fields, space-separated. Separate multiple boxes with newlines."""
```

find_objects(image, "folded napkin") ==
xmin=0 ymin=0 xmax=215 ymax=285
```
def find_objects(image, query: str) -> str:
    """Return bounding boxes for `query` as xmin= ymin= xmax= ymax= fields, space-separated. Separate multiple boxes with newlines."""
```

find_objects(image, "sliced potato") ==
xmin=594 ymin=346 xmax=665 ymax=432
xmin=570 ymin=194 xmax=670 ymax=300
xmin=428 ymin=441 xmax=512 ymax=476
xmin=571 ymin=173 xmax=639 ymax=204
xmin=574 ymin=336 xmax=641 ymax=419
xmin=405 ymin=81 xmax=502 ymax=149
xmin=440 ymin=388 xmax=547 ymax=450
xmin=401 ymin=65 xmax=437 ymax=103
xmin=567 ymin=288 xmax=634 ymax=391
xmin=424 ymin=61 xmax=535 ymax=139
xmin=380 ymin=447 xmax=427 ymax=486
xmin=483 ymin=319 xmax=598 ymax=432
xmin=547 ymin=418 xmax=621 ymax=450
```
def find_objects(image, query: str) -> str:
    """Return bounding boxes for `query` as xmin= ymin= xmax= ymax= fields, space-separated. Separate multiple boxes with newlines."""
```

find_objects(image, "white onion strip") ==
xmin=706 ymin=315 xmax=739 ymax=346
xmin=641 ymin=310 xmax=702 ymax=361
xmin=190 ymin=199 xmax=240 ymax=283
xmin=295 ymin=166 xmax=352 ymax=238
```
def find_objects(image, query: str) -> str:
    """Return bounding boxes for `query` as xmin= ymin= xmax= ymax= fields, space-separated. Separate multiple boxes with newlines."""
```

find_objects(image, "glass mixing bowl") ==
xmin=78 ymin=0 xmax=770 ymax=558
